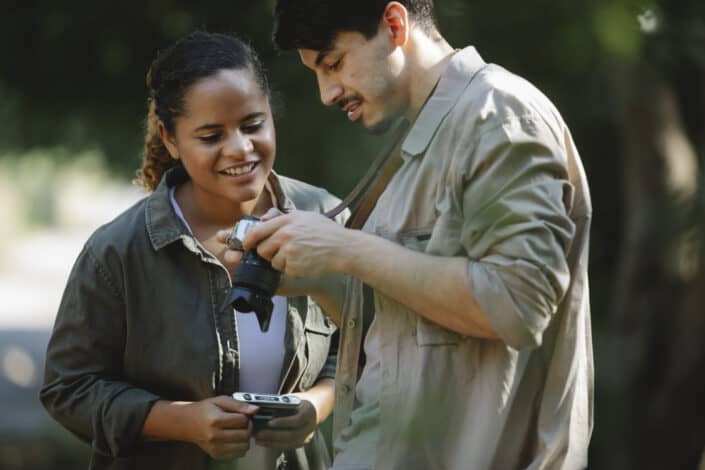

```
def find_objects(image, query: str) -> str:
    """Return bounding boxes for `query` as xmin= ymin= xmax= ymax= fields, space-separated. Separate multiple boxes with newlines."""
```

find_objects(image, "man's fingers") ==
xmin=242 ymin=214 xmax=291 ymax=250
xmin=270 ymin=251 xmax=287 ymax=273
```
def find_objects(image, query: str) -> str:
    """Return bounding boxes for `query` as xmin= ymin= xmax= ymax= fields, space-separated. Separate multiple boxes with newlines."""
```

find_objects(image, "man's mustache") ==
xmin=337 ymin=95 xmax=363 ymax=110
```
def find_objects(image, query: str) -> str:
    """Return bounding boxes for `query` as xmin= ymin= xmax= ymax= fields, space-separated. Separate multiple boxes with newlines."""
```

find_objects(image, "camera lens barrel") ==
xmin=225 ymin=248 xmax=281 ymax=332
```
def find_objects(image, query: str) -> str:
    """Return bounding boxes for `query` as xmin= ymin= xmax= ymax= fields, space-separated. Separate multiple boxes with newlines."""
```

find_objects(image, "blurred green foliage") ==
xmin=1 ymin=1 xmax=704 ymax=469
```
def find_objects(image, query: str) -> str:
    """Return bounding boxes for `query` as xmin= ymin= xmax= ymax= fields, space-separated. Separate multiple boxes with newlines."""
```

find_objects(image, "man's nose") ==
xmin=223 ymin=131 xmax=253 ymax=158
xmin=318 ymin=76 xmax=344 ymax=106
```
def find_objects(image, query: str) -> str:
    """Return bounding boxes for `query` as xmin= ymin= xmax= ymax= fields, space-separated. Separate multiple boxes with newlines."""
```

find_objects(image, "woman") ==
xmin=40 ymin=31 xmax=341 ymax=470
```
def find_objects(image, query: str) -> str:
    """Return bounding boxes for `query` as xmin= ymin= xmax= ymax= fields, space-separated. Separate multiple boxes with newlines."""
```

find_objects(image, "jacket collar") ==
xmin=401 ymin=46 xmax=487 ymax=159
xmin=145 ymin=166 xmax=297 ymax=251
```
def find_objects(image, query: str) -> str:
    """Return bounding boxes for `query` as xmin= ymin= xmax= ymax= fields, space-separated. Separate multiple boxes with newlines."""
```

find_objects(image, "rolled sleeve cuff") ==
xmin=316 ymin=354 xmax=337 ymax=381
xmin=93 ymin=386 xmax=161 ymax=458
xmin=467 ymin=260 xmax=549 ymax=350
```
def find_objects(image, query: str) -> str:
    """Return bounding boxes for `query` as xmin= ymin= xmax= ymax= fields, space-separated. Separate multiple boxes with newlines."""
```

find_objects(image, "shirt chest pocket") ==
xmin=398 ymin=228 xmax=462 ymax=347
xmin=300 ymin=301 xmax=336 ymax=389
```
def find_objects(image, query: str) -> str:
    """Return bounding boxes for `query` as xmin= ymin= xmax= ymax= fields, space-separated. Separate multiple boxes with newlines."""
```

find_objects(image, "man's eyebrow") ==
xmin=315 ymin=45 xmax=335 ymax=67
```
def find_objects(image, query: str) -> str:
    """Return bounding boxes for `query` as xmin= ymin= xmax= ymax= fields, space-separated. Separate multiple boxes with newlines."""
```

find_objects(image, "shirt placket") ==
xmin=179 ymin=235 xmax=240 ymax=395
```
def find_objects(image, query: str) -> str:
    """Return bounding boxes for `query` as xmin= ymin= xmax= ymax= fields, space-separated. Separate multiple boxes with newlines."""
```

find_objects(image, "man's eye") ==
xmin=199 ymin=134 xmax=221 ymax=143
xmin=328 ymin=59 xmax=342 ymax=72
xmin=242 ymin=121 xmax=264 ymax=133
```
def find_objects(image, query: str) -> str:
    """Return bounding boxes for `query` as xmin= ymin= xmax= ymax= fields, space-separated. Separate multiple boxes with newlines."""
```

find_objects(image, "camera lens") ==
xmin=223 ymin=216 xmax=282 ymax=333
xmin=243 ymin=393 xmax=252 ymax=400
xmin=224 ymin=247 xmax=281 ymax=332
xmin=282 ymin=396 xmax=290 ymax=403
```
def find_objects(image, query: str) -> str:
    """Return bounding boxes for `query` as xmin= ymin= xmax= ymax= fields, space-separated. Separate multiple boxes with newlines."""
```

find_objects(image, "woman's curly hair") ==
xmin=134 ymin=31 xmax=270 ymax=191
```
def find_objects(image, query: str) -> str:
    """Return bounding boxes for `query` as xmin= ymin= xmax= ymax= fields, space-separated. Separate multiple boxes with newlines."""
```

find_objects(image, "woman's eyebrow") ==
xmin=194 ymin=123 xmax=222 ymax=132
xmin=240 ymin=112 xmax=266 ymax=122
xmin=193 ymin=112 xmax=266 ymax=132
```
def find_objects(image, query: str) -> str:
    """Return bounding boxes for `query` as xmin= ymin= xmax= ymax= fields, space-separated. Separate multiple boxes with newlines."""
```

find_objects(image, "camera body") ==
xmin=232 ymin=392 xmax=300 ymax=432
xmin=224 ymin=216 xmax=281 ymax=332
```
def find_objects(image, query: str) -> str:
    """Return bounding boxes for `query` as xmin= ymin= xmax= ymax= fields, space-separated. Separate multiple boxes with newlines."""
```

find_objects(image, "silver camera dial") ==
xmin=225 ymin=216 xmax=260 ymax=251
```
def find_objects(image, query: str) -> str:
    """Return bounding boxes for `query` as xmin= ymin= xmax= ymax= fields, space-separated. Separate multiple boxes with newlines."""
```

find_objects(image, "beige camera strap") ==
xmin=323 ymin=119 xmax=410 ymax=229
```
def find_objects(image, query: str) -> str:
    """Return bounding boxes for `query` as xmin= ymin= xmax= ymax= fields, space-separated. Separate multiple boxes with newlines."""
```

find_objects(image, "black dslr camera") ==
xmin=224 ymin=216 xmax=281 ymax=332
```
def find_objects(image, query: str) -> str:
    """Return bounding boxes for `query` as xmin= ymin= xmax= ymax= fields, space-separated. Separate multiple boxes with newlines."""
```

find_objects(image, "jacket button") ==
xmin=342 ymin=384 xmax=352 ymax=394
xmin=347 ymin=319 xmax=356 ymax=329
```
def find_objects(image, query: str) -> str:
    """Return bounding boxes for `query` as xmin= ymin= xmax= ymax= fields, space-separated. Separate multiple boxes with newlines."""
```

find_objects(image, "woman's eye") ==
xmin=242 ymin=121 xmax=264 ymax=134
xmin=199 ymin=134 xmax=221 ymax=143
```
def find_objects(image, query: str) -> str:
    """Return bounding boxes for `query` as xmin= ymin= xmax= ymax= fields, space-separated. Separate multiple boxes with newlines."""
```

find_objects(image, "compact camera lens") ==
xmin=282 ymin=396 xmax=290 ymax=403
xmin=243 ymin=393 xmax=252 ymax=400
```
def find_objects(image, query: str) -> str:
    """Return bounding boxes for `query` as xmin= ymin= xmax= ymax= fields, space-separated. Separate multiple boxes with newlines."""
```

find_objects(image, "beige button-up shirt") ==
xmin=332 ymin=47 xmax=593 ymax=470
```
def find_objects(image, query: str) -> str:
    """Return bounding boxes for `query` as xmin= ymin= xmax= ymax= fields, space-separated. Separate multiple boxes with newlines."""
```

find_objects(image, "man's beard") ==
xmin=367 ymin=113 xmax=406 ymax=136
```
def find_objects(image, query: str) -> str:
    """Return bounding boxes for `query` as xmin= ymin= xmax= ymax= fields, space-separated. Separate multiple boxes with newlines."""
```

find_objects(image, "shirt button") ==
xmin=347 ymin=319 xmax=356 ymax=329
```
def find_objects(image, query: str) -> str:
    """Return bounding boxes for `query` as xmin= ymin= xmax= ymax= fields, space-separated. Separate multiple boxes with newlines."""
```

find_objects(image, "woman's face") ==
xmin=161 ymin=67 xmax=275 ymax=213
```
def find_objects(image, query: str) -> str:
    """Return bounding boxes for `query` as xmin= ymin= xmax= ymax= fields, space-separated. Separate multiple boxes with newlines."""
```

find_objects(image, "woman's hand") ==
xmin=254 ymin=378 xmax=335 ymax=450
xmin=253 ymin=399 xmax=318 ymax=449
xmin=143 ymin=396 xmax=258 ymax=460
xmin=181 ymin=396 xmax=258 ymax=460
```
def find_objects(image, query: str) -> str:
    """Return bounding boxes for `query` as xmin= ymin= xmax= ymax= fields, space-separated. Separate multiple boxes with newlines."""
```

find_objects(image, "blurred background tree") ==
xmin=1 ymin=0 xmax=704 ymax=468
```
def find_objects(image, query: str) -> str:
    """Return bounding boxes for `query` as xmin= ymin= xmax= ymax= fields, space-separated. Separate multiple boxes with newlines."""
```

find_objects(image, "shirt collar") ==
xmin=401 ymin=46 xmax=487 ymax=159
xmin=145 ymin=165 xmax=296 ymax=251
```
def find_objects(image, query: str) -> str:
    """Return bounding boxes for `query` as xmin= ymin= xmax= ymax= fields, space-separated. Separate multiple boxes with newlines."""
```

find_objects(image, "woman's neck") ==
xmin=175 ymin=181 xmax=273 ymax=239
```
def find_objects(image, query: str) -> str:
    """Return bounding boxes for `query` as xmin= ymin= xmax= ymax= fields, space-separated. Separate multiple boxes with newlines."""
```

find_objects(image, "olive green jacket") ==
xmin=41 ymin=167 xmax=343 ymax=470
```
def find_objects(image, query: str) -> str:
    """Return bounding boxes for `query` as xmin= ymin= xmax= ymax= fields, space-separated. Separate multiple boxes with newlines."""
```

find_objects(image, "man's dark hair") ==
xmin=273 ymin=0 xmax=437 ymax=51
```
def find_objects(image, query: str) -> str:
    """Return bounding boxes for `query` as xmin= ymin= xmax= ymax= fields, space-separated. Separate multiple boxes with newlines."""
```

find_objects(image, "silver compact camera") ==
xmin=232 ymin=392 xmax=300 ymax=431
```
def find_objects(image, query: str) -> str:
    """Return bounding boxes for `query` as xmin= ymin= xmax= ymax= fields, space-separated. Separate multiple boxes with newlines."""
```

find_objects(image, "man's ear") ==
xmin=383 ymin=2 xmax=409 ymax=47
xmin=157 ymin=121 xmax=180 ymax=160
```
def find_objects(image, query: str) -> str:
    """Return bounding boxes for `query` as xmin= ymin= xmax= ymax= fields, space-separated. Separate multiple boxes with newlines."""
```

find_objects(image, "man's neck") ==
xmin=404 ymin=31 xmax=455 ymax=122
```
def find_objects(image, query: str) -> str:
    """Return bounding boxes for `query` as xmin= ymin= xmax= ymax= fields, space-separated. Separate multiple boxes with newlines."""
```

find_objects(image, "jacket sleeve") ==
xmin=40 ymin=243 xmax=160 ymax=458
xmin=316 ymin=330 xmax=338 ymax=381
xmin=459 ymin=118 xmax=576 ymax=350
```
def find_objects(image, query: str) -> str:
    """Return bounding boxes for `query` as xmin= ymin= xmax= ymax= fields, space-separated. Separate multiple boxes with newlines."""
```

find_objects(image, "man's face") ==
xmin=299 ymin=30 xmax=408 ymax=134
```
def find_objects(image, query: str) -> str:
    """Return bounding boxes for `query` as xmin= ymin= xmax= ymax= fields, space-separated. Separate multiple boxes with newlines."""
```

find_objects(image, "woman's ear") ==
xmin=157 ymin=121 xmax=180 ymax=160
xmin=383 ymin=2 xmax=409 ymax=47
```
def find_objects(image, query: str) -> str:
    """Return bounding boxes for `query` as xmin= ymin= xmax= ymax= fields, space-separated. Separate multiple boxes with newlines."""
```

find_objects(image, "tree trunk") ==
xmin=601 ymin=56 xmax=705 ymax=469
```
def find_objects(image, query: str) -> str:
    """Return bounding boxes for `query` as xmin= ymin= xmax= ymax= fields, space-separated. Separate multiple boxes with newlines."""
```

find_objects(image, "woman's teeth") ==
xmin=221 ymin=163 xmax=255 ymax=176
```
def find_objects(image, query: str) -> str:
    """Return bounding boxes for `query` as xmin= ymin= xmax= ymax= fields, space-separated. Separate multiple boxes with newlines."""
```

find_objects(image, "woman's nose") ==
xmin=223 ymin=131 xmax=254 ymax=158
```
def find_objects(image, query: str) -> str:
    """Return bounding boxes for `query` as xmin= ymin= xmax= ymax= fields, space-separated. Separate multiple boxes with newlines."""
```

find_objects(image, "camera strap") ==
xmin=323 ymin=119 xmax=410 ymax=229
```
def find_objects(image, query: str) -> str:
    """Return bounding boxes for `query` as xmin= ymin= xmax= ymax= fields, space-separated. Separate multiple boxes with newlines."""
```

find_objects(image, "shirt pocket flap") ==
xmin=304 ymin=299 xmax=336 ymax=335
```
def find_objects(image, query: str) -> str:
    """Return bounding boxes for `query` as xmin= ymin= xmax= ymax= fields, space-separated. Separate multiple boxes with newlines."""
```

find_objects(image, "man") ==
xmin=221 ymin=1 xmax=593 ymax=468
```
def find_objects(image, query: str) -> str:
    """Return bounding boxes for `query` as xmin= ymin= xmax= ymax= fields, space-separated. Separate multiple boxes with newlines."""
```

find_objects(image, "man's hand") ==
xmin=246 ymin=209 xmax=351 ymax=278
xmin=185 ymin=396 xmax=258 ymax=460
xmin=216 ymin=209 xmax=352 ymax=279
xmin=253 ymin=399 xmax=318 ymax=449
